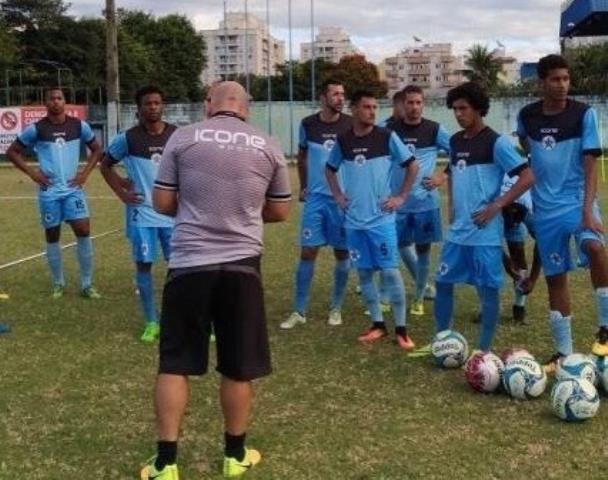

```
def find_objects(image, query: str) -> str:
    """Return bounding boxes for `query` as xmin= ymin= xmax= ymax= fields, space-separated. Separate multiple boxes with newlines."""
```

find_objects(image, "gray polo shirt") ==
xmin=155 ymin=113 xmax=291 ymax=268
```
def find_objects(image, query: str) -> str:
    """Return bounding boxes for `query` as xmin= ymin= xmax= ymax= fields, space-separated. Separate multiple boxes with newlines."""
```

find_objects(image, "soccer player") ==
xmin=100 ymin=86 xmax=176 ymax=344
xmin=326 ymin=90 xmax=419 ymax=350
xmin=281 ymin=79 xmax=352 ymax=329
xmin=6 ymin=88 xmax=102 ymax=298
xmin=517 ymin=54 xmax=608 ymax=370
xmin=434 ymin=82 xmax=534 ymax=353
xmin=386 ymin=85 xmax=450 ymax=316
xmin=379 ymin=90 xmax=406 ymax=127
xmin=139 ymin=82 xmax=290 ymax=479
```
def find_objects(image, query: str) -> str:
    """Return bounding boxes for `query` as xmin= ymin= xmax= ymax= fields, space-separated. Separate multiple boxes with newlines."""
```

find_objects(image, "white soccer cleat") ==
xmin=327 ymin=309 xmax=343 ymax=326
xmin=280 ymin=312 xmax=306 ymax=329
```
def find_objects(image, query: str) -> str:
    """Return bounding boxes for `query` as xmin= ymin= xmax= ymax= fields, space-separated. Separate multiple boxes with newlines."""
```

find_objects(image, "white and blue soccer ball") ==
xmin=500 ymin=348 xmax=534 ymax=366
xmin=551 ymin=378 xmax=600 ymax=422
xmin=431 ymin=330 xmax=469 ymax=369
xmin=556 ymin=353 xmax=598 ymax=386
xmin=593 ymin=355 xmax=608 ymax=393
xmin=465 ymin=351 xmax=504 ymax=393
xmin=502 ymin=356 xmax=547 ymax=400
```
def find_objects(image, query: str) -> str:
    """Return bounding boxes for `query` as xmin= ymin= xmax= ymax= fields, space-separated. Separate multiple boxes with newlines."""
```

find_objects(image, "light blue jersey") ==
xmin=517 ymin=99 xmax=602 ymax=221
xmin=447 ymin=127 xmax=528 ymax=246
xmin=17 ymin=116 xmax=95 ymax=198
xmin=386 ymin=118 xmax=450 ymax=213
xmin=327 ymin=127 xmax=415 ymax=229
xmin=106 ymin=124 xmax=177 ymax=229
xmin=299 ymin=113 xmax=352 ymax=196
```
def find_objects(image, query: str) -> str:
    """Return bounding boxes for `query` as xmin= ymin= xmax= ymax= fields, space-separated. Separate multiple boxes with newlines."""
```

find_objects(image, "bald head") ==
xmin=206 ymin=81 xmax=249 ymax=120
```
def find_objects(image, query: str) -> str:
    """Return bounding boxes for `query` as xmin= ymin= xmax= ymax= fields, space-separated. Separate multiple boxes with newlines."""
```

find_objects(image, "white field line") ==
xmin=0 ymin=228 xmax=121 ymax=271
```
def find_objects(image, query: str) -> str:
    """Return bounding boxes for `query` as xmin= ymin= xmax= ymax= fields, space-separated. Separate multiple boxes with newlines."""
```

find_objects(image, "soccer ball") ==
xmin=431 ymin=330 xmax=469 ymax=369
xmin=593 ymin=355 xmax=608 ymax=392
xmin=500 ymin=348 xmax=534 ymax=366
xmin=556 ymin=353 xmax=598 ymax=385
xmin=551 ymin=378 xmax=600 ymax=422
xmin=465 ymin=351 xmax=504 ymax=393
xmin=502 ymin=357 xmax=547 ymax=400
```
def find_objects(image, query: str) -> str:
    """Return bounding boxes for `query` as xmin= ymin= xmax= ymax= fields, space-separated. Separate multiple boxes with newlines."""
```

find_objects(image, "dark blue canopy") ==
xmin=560 ymin=0 xmax=608 ymax=37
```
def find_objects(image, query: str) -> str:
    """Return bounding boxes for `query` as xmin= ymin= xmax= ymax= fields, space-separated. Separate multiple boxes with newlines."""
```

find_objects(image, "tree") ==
xmin=566 ymin=42 xmax=608 ymax=94
xmin=119 ymin=10 xmax=206 ymax=101
xmin=324 ymin=54 xmax=388 ymax=98
xmin=464 ymin=44 xmax=502 ymax=92
xmin=0 ymin=20 xmax=19 ymax=69
xmin=0 ymin=0 xmax=69 ymax=31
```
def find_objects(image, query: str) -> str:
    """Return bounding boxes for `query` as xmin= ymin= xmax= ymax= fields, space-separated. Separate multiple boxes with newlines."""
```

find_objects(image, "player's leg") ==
xmin=434 ymin=242 xmax=469 ymax=333
xmin=473 ymin=245 xmax=503 ymax=352
xmin=506 ymin=239 xmax=529 ymax=324
xmin=579 ymin=233 xmax=608 ymax=356
xmin=143 ymin=269 xmax=213 ymax=478
xmin=410 ymin=242 xmax=431 ymax=316
xmin=282 ymin=196 xmax=324 ymax=329
xmin=65 ymin=190 xmax=98 ymax=298
xmin=214 ymin=257 xmax=268 ymax=476
xmin=327 ymin=200 xmax=350 ymax=325
xmin=39 ymin=195 xmax=65 ymax=297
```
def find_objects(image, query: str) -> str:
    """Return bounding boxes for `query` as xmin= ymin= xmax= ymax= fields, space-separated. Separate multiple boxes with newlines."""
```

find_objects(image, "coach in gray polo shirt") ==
xmin=140 ymin=81 xmax=291 ymax=480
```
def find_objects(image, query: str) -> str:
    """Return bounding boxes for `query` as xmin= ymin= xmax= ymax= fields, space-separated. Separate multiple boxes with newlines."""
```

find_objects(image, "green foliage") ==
xmin=464 ymin=44 xmax=503 ymax=92
xmin=0 ymin=2 xmax=206 ymax=103
xmin=566 ymin=42 xmax=608 ymax=95
xmin=237 ymin=55 xmax=387 ymax=101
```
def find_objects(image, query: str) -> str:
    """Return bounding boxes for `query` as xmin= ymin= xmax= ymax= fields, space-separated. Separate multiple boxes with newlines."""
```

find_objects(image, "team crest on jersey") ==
xmin=302 ymin=228 xmax=313 ymax=240
xmin=542 ymin=135 xmax=556 ymax=151
xmin=406 ymin=143 xmax=416 ymax=156
xmin=349 ymin=249 xmax=361 ymax=262
xmin=437 ymin=262 xmax=449 ymax=275
xmin=354 ymin=154 xmax=366 ymax=166
xmin=323 ymin=139 xmax=336 ymax=151
xmin=55 ymin=137 xmax=66 ymax=147
xmin=151 ymin=153 xmax=162 ymax=165
xmin=549 ymin=252 xmax=563 ymax=265
xmin=456 ymin=159 xmax=467 ymax=172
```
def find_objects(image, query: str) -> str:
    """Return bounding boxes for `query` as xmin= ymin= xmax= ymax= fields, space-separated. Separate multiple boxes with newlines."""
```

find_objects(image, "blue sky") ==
xmin=70 ymin=0 xmax=563 ymax=62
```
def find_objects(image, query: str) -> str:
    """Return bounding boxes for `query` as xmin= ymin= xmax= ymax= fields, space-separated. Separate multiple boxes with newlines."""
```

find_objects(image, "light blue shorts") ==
xmin=396 ymin=208 xmax=442 ymax=246
xmin=300 ymin=193 xmax=347 ymax=250
xmin=435 ymin=242 xmax=503 ymax=289
xmin=346 ymin=222 xmax=398 ymax=270
xmin=129 ymin=226 xmax=173 ymax=263
xmin=38 ymin=189 xmax=89 ymax=229
xmin=534 ymin=207 xmax=604 ymax=276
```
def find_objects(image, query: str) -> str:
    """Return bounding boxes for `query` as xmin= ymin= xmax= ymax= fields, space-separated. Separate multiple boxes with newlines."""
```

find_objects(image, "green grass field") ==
xmin=1 ymin=165 xmax=608 ymax=479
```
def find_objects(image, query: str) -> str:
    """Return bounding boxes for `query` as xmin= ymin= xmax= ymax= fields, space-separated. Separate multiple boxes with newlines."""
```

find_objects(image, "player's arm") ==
xmin=264 ymin=145 xmax=292 ymax=223
xmin=383 ymin=132 xmax=418 ymax=211
xmin=6 ymin=140 xmax=50 ymax=187
xmin=581 ymin=108 xmax=604 ymax=234
xmin=100 ymin=155 xmax=142 ymax=205
xmin=297 ymin=147 xmax=307 ymax=201
xmin=70 ymin=139 xmax=102 ymax=187
xmin=472 ymin=137 xmax=535 ymax=227
xmin=153 ymin=188 xmax=178 ymax=217
xmin=325 ymin=140 xmax=348 ymax=209
xmin=384 ymin=158 xmax=419 ymax=211
xmin=446 ymin=167 xmax=454 ymax=224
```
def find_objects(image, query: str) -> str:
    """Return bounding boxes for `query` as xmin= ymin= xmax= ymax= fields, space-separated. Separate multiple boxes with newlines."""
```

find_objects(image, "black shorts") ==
xmin=158 ymin=256 xmax=271 ymax=381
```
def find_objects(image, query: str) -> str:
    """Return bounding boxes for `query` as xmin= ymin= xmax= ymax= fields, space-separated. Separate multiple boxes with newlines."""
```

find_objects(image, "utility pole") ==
xmin=106 ymin=0 xmax=120 ymax=140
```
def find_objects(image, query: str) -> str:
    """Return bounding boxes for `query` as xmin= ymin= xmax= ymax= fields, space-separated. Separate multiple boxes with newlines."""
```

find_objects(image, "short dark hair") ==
xmin=392 ymin=90 xmax=406 ymax=104
xmin=446 ymin=82 xmax=490 ymax=117
xmin=350 ymin=89 xmax=375 ymax=106
xmin=319 ymin=79 xmax=344 ymax=96
xmin=537 ymin=54 xmax=569 ymax=80
xmin=135 ymin=85 xmax=165 ymax=107
xmin=44 ymin=87 xmax=64 ymax=99
xmin=402 ymin=85 xmax=424 ymax=97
